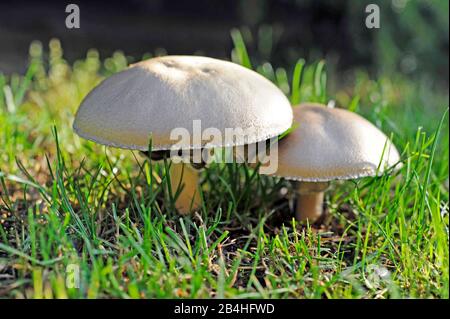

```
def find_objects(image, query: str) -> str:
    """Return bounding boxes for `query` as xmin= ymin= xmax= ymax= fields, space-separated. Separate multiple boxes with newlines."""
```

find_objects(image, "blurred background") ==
xmin=0 ymin=0 xmax=448 ymax=91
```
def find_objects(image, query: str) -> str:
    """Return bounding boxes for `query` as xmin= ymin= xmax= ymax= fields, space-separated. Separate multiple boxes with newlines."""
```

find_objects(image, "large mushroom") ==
xmin=73 ymin=55 xmax=293 ymax=213
xmin=260 ymin=103 xmax=401 ymax=222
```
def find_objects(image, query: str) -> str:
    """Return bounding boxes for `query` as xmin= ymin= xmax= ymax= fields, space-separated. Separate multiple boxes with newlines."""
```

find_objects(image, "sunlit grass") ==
xmin=0 ymin=34 xmax=448 ymax=299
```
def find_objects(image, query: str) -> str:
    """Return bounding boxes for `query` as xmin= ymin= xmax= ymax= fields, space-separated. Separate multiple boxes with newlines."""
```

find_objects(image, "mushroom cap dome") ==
xmin=273 ymin=103 xmax=400 ymax=182
xmin=73 ymin=55 xmax=293 ymax=151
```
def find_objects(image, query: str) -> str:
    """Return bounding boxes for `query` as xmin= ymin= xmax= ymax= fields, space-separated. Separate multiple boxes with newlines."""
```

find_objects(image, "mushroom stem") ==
xmin=296 ymin=191 xmax=324 ymax=222
xmin=294 ymin=182 xmax=329 ymax=222
xmin=169 ymin=162 xmax=202 ymax=214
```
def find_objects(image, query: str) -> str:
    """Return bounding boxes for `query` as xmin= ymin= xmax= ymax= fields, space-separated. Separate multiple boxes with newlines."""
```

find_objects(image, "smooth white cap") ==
xmin=73 ymin=56 xmax=293 ymax=151
xmin=273 ymin=103 xmax=401 ymax=181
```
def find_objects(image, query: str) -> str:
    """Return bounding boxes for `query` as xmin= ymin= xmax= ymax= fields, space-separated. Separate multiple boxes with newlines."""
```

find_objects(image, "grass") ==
xmin=0 ymin=35 xmax=448 ymax=299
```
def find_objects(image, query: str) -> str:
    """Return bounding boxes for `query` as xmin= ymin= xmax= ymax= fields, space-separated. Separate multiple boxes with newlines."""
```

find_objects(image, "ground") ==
xmin=0 ymin=36 xmax=448 ymax=298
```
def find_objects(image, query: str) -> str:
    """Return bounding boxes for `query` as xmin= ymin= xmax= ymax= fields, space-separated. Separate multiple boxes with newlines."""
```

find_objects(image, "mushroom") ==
xmin=260 ymin=103 xmax=401 ymax=222
xmin=73 ymin=55 xmax=293 ymax=213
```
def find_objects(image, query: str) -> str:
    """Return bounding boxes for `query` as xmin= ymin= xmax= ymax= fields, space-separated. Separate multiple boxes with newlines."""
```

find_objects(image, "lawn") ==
xmin=0 ymin=34 xmax=448 ymax=299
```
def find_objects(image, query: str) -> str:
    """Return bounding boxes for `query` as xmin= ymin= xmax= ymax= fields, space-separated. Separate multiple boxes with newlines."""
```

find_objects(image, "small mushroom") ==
xmin=73 ymin=55 xmax=293 ymax=213
xmin=262 ymin=103 xmax=401 ymax=222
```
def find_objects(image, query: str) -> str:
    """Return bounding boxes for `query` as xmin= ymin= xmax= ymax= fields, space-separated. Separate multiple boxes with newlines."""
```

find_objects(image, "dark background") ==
xmin=0 ymin=0 xmax=448 ymax=88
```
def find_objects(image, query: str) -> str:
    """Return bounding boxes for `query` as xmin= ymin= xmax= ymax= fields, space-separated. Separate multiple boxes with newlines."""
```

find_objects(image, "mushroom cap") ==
xmin=272 ymin=103 xmax=401 ymax=182
xmin=73 ymin=55 xmax=293 ymax=151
